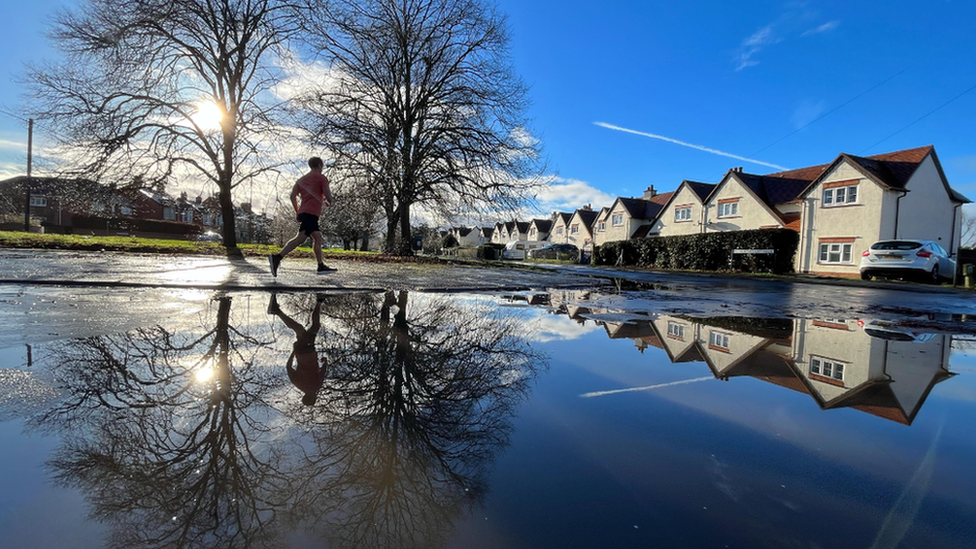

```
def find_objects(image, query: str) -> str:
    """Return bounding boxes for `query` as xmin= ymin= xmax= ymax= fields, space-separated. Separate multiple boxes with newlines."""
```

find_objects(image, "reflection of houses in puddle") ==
xmin=610 ymin=312 xmax=953 ymax=425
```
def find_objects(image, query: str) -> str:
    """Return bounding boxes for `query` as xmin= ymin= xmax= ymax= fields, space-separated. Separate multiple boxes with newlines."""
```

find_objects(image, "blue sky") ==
xmin=2 ymin=0 xmax=976 ymax=216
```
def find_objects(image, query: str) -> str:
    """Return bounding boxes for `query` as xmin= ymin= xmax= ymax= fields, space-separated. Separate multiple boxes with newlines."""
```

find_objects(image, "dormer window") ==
xmin=674 ymin=205 xmax=692 ymax=222
xmin=717 ymin=199 xmax=739 ymax=218
xmin=611 ymin=214 xmax=623 ymax=226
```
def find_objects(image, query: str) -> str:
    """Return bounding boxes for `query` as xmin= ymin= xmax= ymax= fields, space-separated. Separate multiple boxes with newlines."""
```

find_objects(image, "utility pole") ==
xmin=23 ymin=118 xmax=33 ymax=232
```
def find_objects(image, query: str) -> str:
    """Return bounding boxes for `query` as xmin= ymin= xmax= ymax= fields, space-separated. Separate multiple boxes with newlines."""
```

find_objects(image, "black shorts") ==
xmin=297 ymin=213 xmax=320 ymax=236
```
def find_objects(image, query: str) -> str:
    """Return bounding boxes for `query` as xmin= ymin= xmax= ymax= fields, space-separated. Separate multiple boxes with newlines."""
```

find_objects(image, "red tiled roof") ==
xmin=649 ymin=191 xmax=674 ymax=206
xmin=781 ymin=214 xmax=801 ymax=232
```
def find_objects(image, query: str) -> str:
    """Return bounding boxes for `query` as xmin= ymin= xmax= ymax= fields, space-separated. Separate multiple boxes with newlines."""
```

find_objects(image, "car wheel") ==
xmin=861 ymin=272 xmax=871 ymax=281
xmin=930 ymin=264 xmax=940 ymax=284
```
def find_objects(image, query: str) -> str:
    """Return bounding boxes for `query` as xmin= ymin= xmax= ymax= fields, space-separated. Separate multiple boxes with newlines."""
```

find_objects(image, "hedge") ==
xmin=593 ymin=229 xmax=799 ymax=274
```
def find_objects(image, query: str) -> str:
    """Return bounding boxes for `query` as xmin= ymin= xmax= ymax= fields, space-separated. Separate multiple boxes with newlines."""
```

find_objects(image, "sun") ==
xmin=191 ymin=100 xmax=224 ymax=131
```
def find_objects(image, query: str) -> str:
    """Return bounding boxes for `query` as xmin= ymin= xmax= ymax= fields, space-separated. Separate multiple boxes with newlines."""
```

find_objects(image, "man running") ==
xmin=268 ymin=156 xmax=335 ymax=276
xmin=267 ymin=293 xmax=328 ymax=406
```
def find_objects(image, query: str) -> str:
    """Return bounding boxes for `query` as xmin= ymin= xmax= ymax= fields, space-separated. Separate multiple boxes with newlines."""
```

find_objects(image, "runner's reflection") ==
xmin=268 ymin=292 xmax=327 ymax=406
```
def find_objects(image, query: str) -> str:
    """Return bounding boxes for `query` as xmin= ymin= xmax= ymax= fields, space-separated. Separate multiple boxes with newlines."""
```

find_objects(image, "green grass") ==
xmin=0 ymin=231 xmax=381 ymax=260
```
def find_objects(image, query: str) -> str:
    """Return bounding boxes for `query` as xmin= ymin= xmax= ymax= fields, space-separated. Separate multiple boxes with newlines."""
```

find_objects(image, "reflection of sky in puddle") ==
xmin=0 ymin=291 xmax=973 ymax=549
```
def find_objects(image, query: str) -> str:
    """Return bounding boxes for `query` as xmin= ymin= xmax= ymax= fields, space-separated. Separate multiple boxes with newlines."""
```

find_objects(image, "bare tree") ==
xmin=962 ymin=215 xmax=976 ymax=249
xmin=25 ymin=0 xmax=302 ymax=251
xmin=318 ymin=177 xmax=383 ymax=250
xmin=295 ymin=0 xmax=544 ymax=254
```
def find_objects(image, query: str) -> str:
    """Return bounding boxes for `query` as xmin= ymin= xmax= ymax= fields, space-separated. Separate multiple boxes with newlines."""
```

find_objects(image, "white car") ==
xmin=859 ymin=240 xmax=954 ymax=283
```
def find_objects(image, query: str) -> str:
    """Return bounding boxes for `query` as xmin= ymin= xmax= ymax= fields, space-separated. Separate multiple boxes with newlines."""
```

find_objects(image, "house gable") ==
xmin=651 ymin=180 xmax=715 ymax=237
xmin=704 ymin=172 xmax=784 ymax=231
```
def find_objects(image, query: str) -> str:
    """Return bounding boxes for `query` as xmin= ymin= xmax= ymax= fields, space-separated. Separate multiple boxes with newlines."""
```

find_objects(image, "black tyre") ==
xmin=861 ymin=272 xmax=871 ymax=281
xmin=930 ymin=264 xmax=940 ymax=284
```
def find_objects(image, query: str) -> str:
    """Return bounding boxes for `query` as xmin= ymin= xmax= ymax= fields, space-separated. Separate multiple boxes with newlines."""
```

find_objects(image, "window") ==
xmin=598 ymin=221 xmax=606 ymax=232
xmin=674 ymin=206 xmax=692 ymax=222
xmin=571 ymin=224 xmax=579 ymax=234
xmin=29 ymin=196 xmax=47 ymax=207
xmin=822 ymin=184 xmax=858 ymax=207
xmin=708 ymin=331 xmax=730 ymax=350
xmin=163 ymin=207 xmax=175 ymax=220
xmin=611 ymin=214 xmax=623 ymax=226
xmin=810 ymin=356 xmax=845 ymax=382
xmin=556 ymin=227 xmax=564 ymax=235
xmin=819 ymin=242 xmax=854 ymax=264
xmin=667 ymin=322 xmax=685 ymax=340
xmin=717 ymin=201 xmax=739 ymax=218
xmin=530 ymin=229 xmax=537 ymax=239
xmin=182 ymin=210 xmax=194 ymax=223
xmin=120 ymin=206 xmax=133 ymax=215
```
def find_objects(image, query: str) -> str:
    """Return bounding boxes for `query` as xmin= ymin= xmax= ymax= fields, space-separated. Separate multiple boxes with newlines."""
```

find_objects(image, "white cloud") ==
xmin=791 ymin=99 xmax=827 ymax=129
xmin=735 ymin=24 xmax=781 ymax=71
xmin=0 ymin=139 xmax=26 ymax=153
xmin=802 ymin=20 xmax=840 ymax=36
xmin=535 ymin=176 xmax=616 ymax=213
xmin=527 ymin=314 xmax=602 ymax=343
xmin=594 ymin=122 xmax=789 ymax=171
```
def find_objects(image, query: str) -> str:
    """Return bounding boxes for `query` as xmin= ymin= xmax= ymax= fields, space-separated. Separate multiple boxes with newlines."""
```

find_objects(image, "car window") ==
xmin=872 ymin=241 xmax=921 ymax=250
xmin=935 ymin=244 xmax=948 ymax=256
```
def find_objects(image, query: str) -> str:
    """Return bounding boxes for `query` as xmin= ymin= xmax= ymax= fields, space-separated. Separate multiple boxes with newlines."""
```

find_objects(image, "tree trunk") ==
xmin=398 ymin=202 xmax=413 ymax=256
xmin=218 ymin=185 xmax=238 ymax=251
xmin=360 ymin=235 xmax=369 ymax=251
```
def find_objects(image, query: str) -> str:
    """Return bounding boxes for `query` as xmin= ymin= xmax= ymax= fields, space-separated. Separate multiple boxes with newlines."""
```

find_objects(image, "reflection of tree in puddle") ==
xmin=36 ymin=297 xmax=287 ymax=548
xmin=289 ymin=291 xmax=542 ymax=548
xmin=23 ymin=292 xmax=543 ymax=549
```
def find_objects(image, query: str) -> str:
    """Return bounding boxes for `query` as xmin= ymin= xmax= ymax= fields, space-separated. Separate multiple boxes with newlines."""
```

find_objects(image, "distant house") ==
xmin=793 ymin=146 xmax=969 ymax=276
xmin=513 ymin=221 xmax=531 ymax=242
xmin=479 ymin=226 xmax=495 ymax=244
xmin=550 ymin=212 xmax=574 ymax=245
xmin=448 ymin=226 xmax=480 ymax=247
xmin=594 ymin=186 xmax=673 ymax=245
xmin=528 ymin=218 xmax=553 ymax=241
xmin=567 ymin=206 xmax=598 ymax=250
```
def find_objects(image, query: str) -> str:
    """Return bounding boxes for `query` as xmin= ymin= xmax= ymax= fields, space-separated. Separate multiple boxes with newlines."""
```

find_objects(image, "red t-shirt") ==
xmin=296 ymin=172 xmax=330 ymax=215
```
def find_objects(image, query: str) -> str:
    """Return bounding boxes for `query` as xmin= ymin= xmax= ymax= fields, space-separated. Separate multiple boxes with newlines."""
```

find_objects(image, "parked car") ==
xmin=197 ymin=231 xmax=222 ymax=243
xmin=528 ymin=243 xmax=578 ymax=260
xmin=857 ymin=319 xmax=937 ymax=343
xmin=502 ymin=240 xmax=545 ymax=260
xmin=859 ymin=240 xmax=954 ymax=283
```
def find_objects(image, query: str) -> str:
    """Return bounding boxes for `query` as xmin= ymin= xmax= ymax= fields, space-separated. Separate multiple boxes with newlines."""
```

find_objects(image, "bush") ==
xmin=593 ymin=229 xmax=799 ymax=274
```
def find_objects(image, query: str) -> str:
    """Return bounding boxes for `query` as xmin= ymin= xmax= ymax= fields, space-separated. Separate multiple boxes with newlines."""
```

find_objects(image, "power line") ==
xmin=860 ymin=81 xmax=976 ymax=154
xmin=750 ymin=67 xmax=911 ymax=157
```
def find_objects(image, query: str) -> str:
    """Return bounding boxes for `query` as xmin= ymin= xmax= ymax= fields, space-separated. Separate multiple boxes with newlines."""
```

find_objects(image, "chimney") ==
xmin=643 ymin=185 xmax=657 ymax=200
xmin=582 ymin=203 xmax=592 ymax=211
xmin=195 ymin=195 xmax=202 ymax=204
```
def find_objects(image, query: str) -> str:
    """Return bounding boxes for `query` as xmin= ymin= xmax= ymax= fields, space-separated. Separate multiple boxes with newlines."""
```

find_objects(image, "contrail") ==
xmin=594 ymin=122 xmax=789 ymax=171
xmin=580 ymin=376 xmax=714 ymax=398
xmin=869 ymin=419 xmax=944 ymax=549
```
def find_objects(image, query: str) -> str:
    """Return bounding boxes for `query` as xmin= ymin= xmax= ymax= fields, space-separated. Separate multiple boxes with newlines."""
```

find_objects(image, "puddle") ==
xmin=0 ymin=290 xmax=974 ymax=548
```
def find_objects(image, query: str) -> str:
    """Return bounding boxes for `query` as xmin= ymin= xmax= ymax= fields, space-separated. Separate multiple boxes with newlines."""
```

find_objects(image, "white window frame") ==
xmin=182 ymin=210 xmax=194 ymax=223
xmin=598 ymin=221 xmax=606 ymax=232
xmin=717 ymin=201 xmax=739 ymax=218
xmin=667 ymin=321 xmax=685 ymax=340
xmin=818 ymin=242 xmax=854 ymax=264
xmin=556 ymin=227 xmax=564 ymax=235
xmin=674 ymin=207 xmax=692 ymax=222
xmin=571 ymin=224 xmax=579 ymax=234
xmin=822 ymin=185 xmax=858 ymax=207
xmin=29 ymin=196 xmax=47 ymax=207
xmin=809 ymin=356 xmax=846 ymax=382
xmin=611 ymin=214 xmax=623 ymax=227
xmin=708 ymin=331 xmax=730 ymax=350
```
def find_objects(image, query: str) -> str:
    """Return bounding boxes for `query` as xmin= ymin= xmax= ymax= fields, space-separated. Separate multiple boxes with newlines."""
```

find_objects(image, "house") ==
xmin=647 ymin=180 xmax=716 ymax=237
xmin=698 ymin=164 xmax=826 ymax=234
xmin=528 ymin=218 xmax=553 ymax=242
xmin=550 ymin=212 xmax=574 ymax=245
xmin=590 ymin=206 xmax=611 ymax=247
xmin=593 ymin=186 xmax=673 ymax=246
xmin=491 ymin=222 xmax=506 ymax=244
xmin=479 ymin=226 xmax=494 ymax=244
xmin=448 ymin=226 xmax=480 ymax=247
xmin=513 ymin=221 xmax=531 ymax=242
xmin=566 ymin=206 xmax=599 ymax=250
xmin=0 ymin=176 xmax=138 ymax=231
xmin=793 ymin=146 xmax=969 ymax=276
